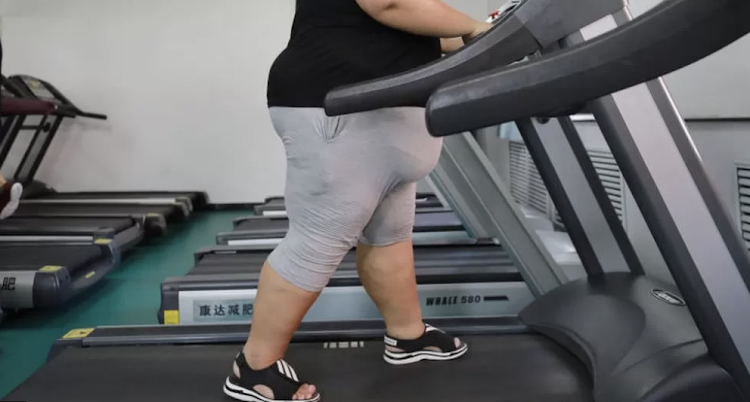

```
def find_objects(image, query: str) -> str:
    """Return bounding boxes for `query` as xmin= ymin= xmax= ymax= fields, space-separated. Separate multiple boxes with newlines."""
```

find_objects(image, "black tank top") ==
xmin=267 ymin=0 xmax=441 ymax=108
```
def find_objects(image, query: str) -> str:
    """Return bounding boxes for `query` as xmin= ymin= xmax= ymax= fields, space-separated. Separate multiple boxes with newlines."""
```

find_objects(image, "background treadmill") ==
xmin=0 ymin=90 xmax=146 ymax=251
xmin=220 ymin=203 xmax=555 ymax=247
xmin=0 ymin=76 xmax=201 ymax=235
xmin=0 ymin=90 xmax=135 ymax=312
xmin=217 ymin=208 xmax=477 ymax=246
xmin=159 ymin=243 xmax=529 ymax=325
xmin=0 ymin=216 xmax=144 ymax=251
xmin=254 ymin=192 xmax=444 ymax=217
xmin=0 ymin=240 xmax=120 ymax=310
xmin=6 ymin=75 xmax=208 ymax=219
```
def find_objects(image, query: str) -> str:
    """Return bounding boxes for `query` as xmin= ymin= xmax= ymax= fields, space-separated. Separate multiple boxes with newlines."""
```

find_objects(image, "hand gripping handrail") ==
xmin=426 ymin=0 xmax=750 ymax=136
xmin=324 ymin=0 xmax=625 ymax=116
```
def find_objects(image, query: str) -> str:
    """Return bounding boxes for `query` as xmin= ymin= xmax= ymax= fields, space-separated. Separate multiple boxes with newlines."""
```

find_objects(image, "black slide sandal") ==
xmin=383 ymin=324 xmax=469 ymax=365
xmin=224 ymin=352 xmax=321 ymax=402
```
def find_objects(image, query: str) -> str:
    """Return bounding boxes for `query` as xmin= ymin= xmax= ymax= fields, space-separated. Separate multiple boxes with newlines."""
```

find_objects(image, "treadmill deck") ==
xmin=0 ymin=244 xmax=103 ymax=270
xmin=0 ymin=217 xmax=134 ymax=232
xmin=5 ymin=334 xmax=592 ymax=402
xmin=15 ymin=203 xmax=175 ymax=219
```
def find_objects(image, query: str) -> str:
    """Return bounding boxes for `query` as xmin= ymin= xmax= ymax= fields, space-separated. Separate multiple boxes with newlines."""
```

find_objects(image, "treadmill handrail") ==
xmin=1 ymin=97 xmax=57 ymax=116
xmin=8 ymin=74 xmax=108 ymax=120
xmin=323 ymin=0 xmax=626 ymax=116
xmin=425 ymin=0 xmax=750 ymax=136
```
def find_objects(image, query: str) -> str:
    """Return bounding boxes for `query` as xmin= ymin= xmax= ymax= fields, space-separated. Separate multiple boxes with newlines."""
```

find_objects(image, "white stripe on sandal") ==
xmin=224 ymin=378 xmax=321 ymax=402
xmin=384 ymin=342 xmax=469 ymax=365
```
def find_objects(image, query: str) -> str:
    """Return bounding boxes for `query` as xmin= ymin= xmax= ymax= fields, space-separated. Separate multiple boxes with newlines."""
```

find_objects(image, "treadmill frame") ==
xmin=11 ymin=206 xmax=168 ymax=237
xmin=159 ymin=244 xmax=531 ymax=325
xmin=426 ymin=0 xmax=750 ymax=395
xmin=0 ymin=239 xmax=120 ymax=309
xmin=6 ymin=75 xmax=208 ymax=212
xmin=0 ymin=216 xmax=145 ymax=251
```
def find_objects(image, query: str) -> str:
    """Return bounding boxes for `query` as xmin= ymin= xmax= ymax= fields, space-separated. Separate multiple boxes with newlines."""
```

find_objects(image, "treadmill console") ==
xmin=487 ymin=0 xmax=522 ymax=23
xmin=16 ymin=76 xmax=64 ymax=106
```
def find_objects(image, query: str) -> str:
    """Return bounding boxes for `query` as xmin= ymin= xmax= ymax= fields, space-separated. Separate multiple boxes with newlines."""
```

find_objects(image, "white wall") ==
xmin=444 ymin=0 xmax=491 ymax=19
xmin=629 ymin=0 xmax=750 ymax=118
xmin=485 ymin=0 xmax=750 ymax=119
xmin=575 ymin=120 xmax=750 ymax=283
xmin=1 ymin=0 xmax=294 ymax=203
xmin=1 ymin=0 xmax=749 ymax=204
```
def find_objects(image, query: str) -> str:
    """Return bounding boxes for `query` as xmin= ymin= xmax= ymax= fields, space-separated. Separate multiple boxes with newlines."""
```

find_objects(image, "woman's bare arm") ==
xmin=357 ymin=0 xmax=489 ymax=40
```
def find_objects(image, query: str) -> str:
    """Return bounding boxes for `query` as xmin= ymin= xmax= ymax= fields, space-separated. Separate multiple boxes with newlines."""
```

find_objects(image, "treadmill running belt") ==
xmin=5 ymin=335 xmax=592 ymax=402
xmin=0 ymin=245 xmax=103 ymax=271
xmin=2 ymin=217 xmax=133 ymax=232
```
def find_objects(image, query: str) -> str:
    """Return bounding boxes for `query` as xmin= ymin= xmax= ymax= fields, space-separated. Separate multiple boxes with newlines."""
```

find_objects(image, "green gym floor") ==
xmin=0 ymin=210 xmax=251 ymax=398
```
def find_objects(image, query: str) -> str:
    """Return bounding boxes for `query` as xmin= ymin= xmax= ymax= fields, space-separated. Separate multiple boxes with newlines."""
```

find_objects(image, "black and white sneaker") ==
xmin=223 ymin=352 xmax=321 ymax=402
xmin=383 ymin=324 xmax=469 ymax=365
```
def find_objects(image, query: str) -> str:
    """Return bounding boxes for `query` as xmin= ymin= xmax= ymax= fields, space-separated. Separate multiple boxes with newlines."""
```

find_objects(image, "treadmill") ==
xmin=167 ymin=217 xmax=580 ymax=325
xmin=0 ymin=240 xmax=120 ymax=310
xmin=7 ymin=1 xmax=750 ymax=401
xmin=0 ymin=88 xmax=130 ymax=311
xmin=217 ymin=208 xmax=477 ymax=247
xmin=12 ymin=204 xmax=170 ymax=235
xmin=219 ymin=203 xmax=556 ymax=247
xmin=0 ymin=77 xmax=173 ymax=235
xmin=254 ymin=192 xmax=443 ymax=217
xmin=159 ymin=242 xmax=531 ymax=325
xmin=0 ymin=92 xmax=146 ymax=250
xmin=5 ymin=75 xmax=208 ymax=220
xmin=0 ymin=216 xmax=144 ymax=251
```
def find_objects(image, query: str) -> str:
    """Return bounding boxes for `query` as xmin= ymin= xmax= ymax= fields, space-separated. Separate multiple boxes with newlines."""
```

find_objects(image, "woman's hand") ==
xmin=440 ymin=38 xmax=464 ymax=54
xmin=442 ymin=20 xmax=493 ymax=54
xmin=462 ymin=21 xmax=493 ymax=45
xmin=358 ymin=0 xmax=488 ymax=39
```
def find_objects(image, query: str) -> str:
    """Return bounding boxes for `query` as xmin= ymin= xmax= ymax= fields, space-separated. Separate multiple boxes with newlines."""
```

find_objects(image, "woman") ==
xmin=0 ymin=175 xmax=22 ymax=220
xmin=225 ymin=1 xmax=491 ymax=401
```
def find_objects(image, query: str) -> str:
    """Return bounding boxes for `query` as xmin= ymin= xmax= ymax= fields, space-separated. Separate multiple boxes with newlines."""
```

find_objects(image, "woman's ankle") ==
xmin=242 ymin=344 xmax=280 ymax=372
xmin=385 ymin=321 xmax=425 ymax=340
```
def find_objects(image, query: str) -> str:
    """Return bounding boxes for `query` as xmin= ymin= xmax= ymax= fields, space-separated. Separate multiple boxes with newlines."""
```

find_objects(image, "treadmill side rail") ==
xmin=74 ymin=316 xmax=527 ymax=348
xmin=169 ymin=281 xmax=532 ymax=325
xmin=0 ymin=241 xmax=120 ymax=309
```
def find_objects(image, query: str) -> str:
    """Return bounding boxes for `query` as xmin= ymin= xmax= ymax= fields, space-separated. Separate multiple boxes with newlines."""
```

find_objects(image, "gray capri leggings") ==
xmin=266 ymin=107 xmax=443 ymax=292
